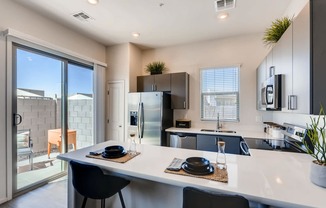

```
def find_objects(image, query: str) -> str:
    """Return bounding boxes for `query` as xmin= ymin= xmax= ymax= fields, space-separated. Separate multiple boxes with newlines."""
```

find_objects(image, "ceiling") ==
xmin=13 ymin=0 xmax=294 ymax=49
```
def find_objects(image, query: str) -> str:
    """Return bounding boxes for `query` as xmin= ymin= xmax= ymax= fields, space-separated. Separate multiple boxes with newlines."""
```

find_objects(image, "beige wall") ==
xmin=106 ymin=34 xmax=275 ymax=132
xmin=142 ymin=34 xmax=272 ymax=131
xmin=106 ymin=43 xmax=129 ymax=82
xmin=129 ymin=44 xmax=142 ymax=92
xmin=106 ymin=43 xmax=142 ymax=140
xmin=0 ymin=0 xmax=106 ymax=62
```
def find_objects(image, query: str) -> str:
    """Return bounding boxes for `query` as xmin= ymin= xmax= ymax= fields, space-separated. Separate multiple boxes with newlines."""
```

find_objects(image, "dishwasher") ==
xmin=169 ymin=133 xmax=196 ymax=150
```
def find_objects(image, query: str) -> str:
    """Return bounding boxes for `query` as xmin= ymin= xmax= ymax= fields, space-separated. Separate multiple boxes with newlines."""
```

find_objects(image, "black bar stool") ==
xmin=70 ymin=160 xmax=130 ymax=208
xmin=183 ymin=187 xmax=250 ymax=208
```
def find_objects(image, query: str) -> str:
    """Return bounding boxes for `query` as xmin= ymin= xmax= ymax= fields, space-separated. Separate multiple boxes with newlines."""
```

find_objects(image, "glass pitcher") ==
xmin=216 ymin=140 xmax=227 ymax=170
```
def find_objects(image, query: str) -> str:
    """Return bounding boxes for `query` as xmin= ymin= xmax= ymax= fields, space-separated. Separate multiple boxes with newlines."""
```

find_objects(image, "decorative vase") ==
xmin=310 ymin=160 xmax=326 ymax=188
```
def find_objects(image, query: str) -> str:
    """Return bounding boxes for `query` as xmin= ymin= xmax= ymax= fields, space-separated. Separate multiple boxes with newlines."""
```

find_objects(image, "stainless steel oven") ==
xmin=261 ymin=74 xmax=282 ymax=110
xmin=244 ymin=123 xmax=313 ymax=153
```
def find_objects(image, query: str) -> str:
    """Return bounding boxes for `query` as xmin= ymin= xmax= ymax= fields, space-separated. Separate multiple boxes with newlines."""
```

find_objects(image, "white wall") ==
xmin=142 ymin=34 xmax=271 ymax=131
xmin=0 ymin=0 xmax=106 ymax=203
xmin=284 ymin=0 xmax=309 ymax=18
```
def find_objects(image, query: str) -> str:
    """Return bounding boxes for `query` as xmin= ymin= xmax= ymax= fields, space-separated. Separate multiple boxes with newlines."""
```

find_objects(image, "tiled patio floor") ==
xmin=17 ymin=152 xmax=64 ymax=189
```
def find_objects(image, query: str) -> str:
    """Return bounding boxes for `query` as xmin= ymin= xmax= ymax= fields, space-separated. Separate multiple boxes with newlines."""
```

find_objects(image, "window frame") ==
xmin=200 ymin=66 xmax=240 ymax=122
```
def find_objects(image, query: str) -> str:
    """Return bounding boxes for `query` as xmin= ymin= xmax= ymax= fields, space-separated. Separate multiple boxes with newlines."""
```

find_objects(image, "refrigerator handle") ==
xmin=141 ymin=102 xmax=144 ymax=138
xmin=137 ymin=103 xmax=141 ymax=138
xmin=138 ymin=102 xmax=144 ymax=139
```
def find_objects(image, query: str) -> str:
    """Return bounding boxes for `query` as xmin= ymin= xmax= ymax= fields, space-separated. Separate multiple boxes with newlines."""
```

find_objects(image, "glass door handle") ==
xmin=14 ymin=113 xmax=22 ymax=126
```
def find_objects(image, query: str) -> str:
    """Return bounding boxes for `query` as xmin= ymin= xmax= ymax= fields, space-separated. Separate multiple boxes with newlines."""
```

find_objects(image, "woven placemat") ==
xmin=164 ymin=161 xmax=228 ymax=183
xmin=86 ymin=151 xmax=140 ymax=163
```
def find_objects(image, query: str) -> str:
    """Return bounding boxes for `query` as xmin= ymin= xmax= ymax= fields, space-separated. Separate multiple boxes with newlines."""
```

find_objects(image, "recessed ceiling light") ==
xmin=88 ymin=0 xmax=99 ymax=5
xmin=132 ymin=32 xmax=140 ymax=38
xmin=218 ymin=13 xmax=229 ymax=20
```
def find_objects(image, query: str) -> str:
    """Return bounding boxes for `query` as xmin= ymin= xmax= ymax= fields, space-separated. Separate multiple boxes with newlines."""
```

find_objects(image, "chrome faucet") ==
xmin=216 ymin=113 xmax=222 ymax=130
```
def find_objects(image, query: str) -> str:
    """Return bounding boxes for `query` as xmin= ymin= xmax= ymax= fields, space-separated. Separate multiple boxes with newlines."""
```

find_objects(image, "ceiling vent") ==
xmin=214 ymin=0 xmax=236 ymax=12
xmin=72 ymin=11 xmax=93 ymax=22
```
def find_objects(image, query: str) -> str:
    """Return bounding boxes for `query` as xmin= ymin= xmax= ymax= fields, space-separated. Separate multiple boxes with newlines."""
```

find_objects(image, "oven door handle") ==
xmin=240 ymin=141 xmax=250 ymax=156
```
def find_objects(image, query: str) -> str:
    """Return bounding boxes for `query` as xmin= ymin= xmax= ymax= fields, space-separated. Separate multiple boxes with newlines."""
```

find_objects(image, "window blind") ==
xmin=200 ymin=66 xmax=239 ymax=121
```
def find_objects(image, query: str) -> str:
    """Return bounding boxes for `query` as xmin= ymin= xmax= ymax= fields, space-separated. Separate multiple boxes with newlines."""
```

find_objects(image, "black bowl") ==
xmin=185 ymin=157 xmax=210 ymax=171
xmin=104 ymin=145 xmax=124 ymax=156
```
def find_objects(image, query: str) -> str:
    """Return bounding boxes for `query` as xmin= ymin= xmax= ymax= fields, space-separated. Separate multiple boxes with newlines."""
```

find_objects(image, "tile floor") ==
xmin=0 ymin=177 xmax=67 ymax=208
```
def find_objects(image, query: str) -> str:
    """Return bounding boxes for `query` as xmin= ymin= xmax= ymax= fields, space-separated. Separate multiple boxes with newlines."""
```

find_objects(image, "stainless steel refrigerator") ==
xmin=128 ymin=92 xmax=173 ymax=146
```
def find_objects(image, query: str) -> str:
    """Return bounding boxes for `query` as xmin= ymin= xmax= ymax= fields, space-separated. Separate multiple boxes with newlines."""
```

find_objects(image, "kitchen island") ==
xmin=57 ymin=140 xmax=325 ymax=208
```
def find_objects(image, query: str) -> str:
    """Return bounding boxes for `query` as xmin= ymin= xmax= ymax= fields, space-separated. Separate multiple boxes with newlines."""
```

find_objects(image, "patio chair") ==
xmin=17 ymin=129 xmax=34 ymax=170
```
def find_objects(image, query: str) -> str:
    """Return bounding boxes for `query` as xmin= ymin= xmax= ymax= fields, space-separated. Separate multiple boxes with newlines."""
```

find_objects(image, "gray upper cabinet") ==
xmin=171 ymin=72 xmax=189 ymax=109
xmin=137 ymin=72 xmax=189 ymax=109
xmin=137 ymin=74 xmax=171 ymax=92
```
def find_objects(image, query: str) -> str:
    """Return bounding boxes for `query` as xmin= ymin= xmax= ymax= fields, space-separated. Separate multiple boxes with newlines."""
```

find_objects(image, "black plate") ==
xmin=185 ymin=157 xmax=210 ymax=171
xmin=101 ymin=151 xmax=127 ymax=159
xmin=104 ymin=145 xmax=125 ymax=156
xmin=184 ymin=163 xmax=211 ymax=172
xmin=181 ymin=163 xmax=214 ymax=175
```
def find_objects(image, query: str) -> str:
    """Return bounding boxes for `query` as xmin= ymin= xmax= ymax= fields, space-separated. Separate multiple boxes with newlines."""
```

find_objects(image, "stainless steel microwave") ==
xmin=261 ymin=74 xmax=282 ymax=110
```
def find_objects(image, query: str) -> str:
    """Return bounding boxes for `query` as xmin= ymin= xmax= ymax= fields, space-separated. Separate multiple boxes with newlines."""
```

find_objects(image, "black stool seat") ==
xmin=183 ymin=187 xmax=250 ymax=208
xmin=70 ymin=160 xmax=130 ymax=208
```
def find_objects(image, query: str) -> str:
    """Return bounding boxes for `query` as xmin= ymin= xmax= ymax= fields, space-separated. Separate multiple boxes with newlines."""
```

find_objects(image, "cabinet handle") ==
xmin=269 ymin=66 xmax=275 ymax=77
xmin=152 ymin=84 xmax=154 ymax=91
xmin=183 ymin=101 xmax=186 ymax=109
xmin=288 ymin=95 xmax=297 ymax=110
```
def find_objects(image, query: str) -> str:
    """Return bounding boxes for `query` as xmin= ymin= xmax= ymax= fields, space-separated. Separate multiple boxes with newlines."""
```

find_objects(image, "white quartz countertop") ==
xmin=166 ymin=127 xmax=283 ymax=140
xmin=58 ymin=141 xmax=325 ymax=208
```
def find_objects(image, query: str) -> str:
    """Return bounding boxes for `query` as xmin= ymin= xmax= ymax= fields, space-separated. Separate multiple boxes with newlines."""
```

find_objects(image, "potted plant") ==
xmin=263 ymin=16 xmax=292 ymax=46
xmin=145 ymin=61 xmax=167 ymax=75
xmin=303 ymin=105 xmax=326 ymax=188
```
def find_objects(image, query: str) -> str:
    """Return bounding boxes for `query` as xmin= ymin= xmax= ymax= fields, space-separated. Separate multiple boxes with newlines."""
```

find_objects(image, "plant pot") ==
xmin=310 ymin=160 xmax=326 ymax=188
xmin=150 ymin=71 xmax=162 ymax=75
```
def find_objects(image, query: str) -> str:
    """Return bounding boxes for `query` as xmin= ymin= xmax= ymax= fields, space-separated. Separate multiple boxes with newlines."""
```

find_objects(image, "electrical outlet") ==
xmin=255 ymin=115 xmax=262 ymax=122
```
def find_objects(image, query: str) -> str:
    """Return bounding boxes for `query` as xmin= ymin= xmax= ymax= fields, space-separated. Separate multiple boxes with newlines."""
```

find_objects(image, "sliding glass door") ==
xmin=12 ymin=44 xmax=94 ymax=193
xmin=67 ymin=63 xmax=94 ymax=151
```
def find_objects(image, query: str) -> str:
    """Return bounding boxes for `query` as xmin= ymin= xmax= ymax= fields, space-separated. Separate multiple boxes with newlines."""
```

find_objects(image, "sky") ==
xmin=17 ymin=48 xmax=93 ymax=98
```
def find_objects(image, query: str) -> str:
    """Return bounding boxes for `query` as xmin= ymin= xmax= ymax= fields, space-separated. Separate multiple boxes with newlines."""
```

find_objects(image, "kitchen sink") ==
xmin=217 ymin=130 xmax=236 ymax=133
xmin=200 ymin=129 xmax=216 ymax=132
xmin=200 ymin=129 xmax=236 ymax=133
